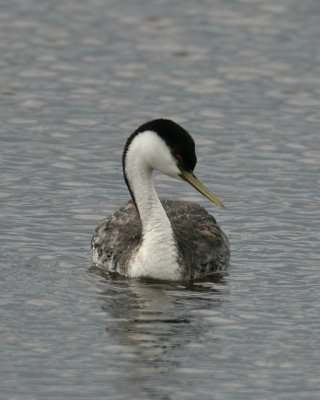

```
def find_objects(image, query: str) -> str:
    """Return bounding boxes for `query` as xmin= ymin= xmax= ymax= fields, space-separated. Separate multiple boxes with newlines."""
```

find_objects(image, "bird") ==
xmin=91 ymin=119 xmax=230 ymax=282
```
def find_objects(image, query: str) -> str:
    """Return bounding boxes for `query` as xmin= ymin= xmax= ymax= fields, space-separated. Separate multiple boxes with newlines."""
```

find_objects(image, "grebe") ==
xmin=91 ymin=119 xmax=230 ymax=282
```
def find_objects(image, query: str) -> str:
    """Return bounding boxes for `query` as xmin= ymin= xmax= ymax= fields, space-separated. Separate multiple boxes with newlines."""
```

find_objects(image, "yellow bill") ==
xmin=180 ymin=169 xmax=225 ymax=209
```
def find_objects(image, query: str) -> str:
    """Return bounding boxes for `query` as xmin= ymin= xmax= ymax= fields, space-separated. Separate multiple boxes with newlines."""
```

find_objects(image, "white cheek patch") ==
xmin=129 ymin=130 xmax=181 ymax=178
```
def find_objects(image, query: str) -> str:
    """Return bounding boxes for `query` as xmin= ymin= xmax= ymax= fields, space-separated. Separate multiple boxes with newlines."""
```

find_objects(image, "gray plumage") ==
xmin=91 ymin=199 xmax=230 ymax=282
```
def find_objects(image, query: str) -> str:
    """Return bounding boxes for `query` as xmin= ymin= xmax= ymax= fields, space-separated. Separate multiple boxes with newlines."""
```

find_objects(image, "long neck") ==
xmin=127 ymin=161 xmax=164 ymax=227
xmin=123 ymin=137 xmax=180 ymax=279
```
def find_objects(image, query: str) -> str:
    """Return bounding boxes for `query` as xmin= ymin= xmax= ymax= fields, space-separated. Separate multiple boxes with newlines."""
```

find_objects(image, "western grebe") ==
xmin=91 ymin=119 xmax=230 ymax=282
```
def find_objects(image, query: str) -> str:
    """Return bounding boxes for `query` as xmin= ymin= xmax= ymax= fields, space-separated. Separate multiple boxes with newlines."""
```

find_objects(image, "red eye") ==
xmin=175 ymin=153 xmax=183 ymax=161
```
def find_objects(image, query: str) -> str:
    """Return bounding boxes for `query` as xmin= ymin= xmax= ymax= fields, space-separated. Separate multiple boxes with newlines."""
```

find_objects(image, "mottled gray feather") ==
xmin=91 ymin=199 xmax=230 ymax=281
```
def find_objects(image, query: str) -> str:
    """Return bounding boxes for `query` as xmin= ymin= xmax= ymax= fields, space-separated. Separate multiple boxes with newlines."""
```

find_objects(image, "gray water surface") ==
xmin=1 ymin=0 xmax=320 ymax=399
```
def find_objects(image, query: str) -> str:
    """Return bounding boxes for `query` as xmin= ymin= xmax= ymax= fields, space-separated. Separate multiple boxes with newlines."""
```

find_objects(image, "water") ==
xmin=1 ymin=0 xmax=320 ymax=399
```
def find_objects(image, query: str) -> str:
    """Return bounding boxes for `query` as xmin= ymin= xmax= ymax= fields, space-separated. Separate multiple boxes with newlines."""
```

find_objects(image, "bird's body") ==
xmin=91 ymin=119 xmax=230 ymax=282
xmin=92 ymin=199 xmax=229 ymax=281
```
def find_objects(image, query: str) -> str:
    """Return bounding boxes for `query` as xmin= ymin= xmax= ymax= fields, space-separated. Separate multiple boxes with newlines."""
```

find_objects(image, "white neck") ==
xmin=124 ymin=131 xmax=181 ymax=280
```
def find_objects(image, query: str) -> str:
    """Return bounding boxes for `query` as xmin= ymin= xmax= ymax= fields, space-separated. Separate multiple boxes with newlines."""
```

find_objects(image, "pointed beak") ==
xmin=179 ymin=169 xmax=225 ymax=209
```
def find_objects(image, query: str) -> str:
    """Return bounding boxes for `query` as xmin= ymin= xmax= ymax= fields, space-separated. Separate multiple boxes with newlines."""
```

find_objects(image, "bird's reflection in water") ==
xmin=95 ymin=271 xmax=229 ymax=398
